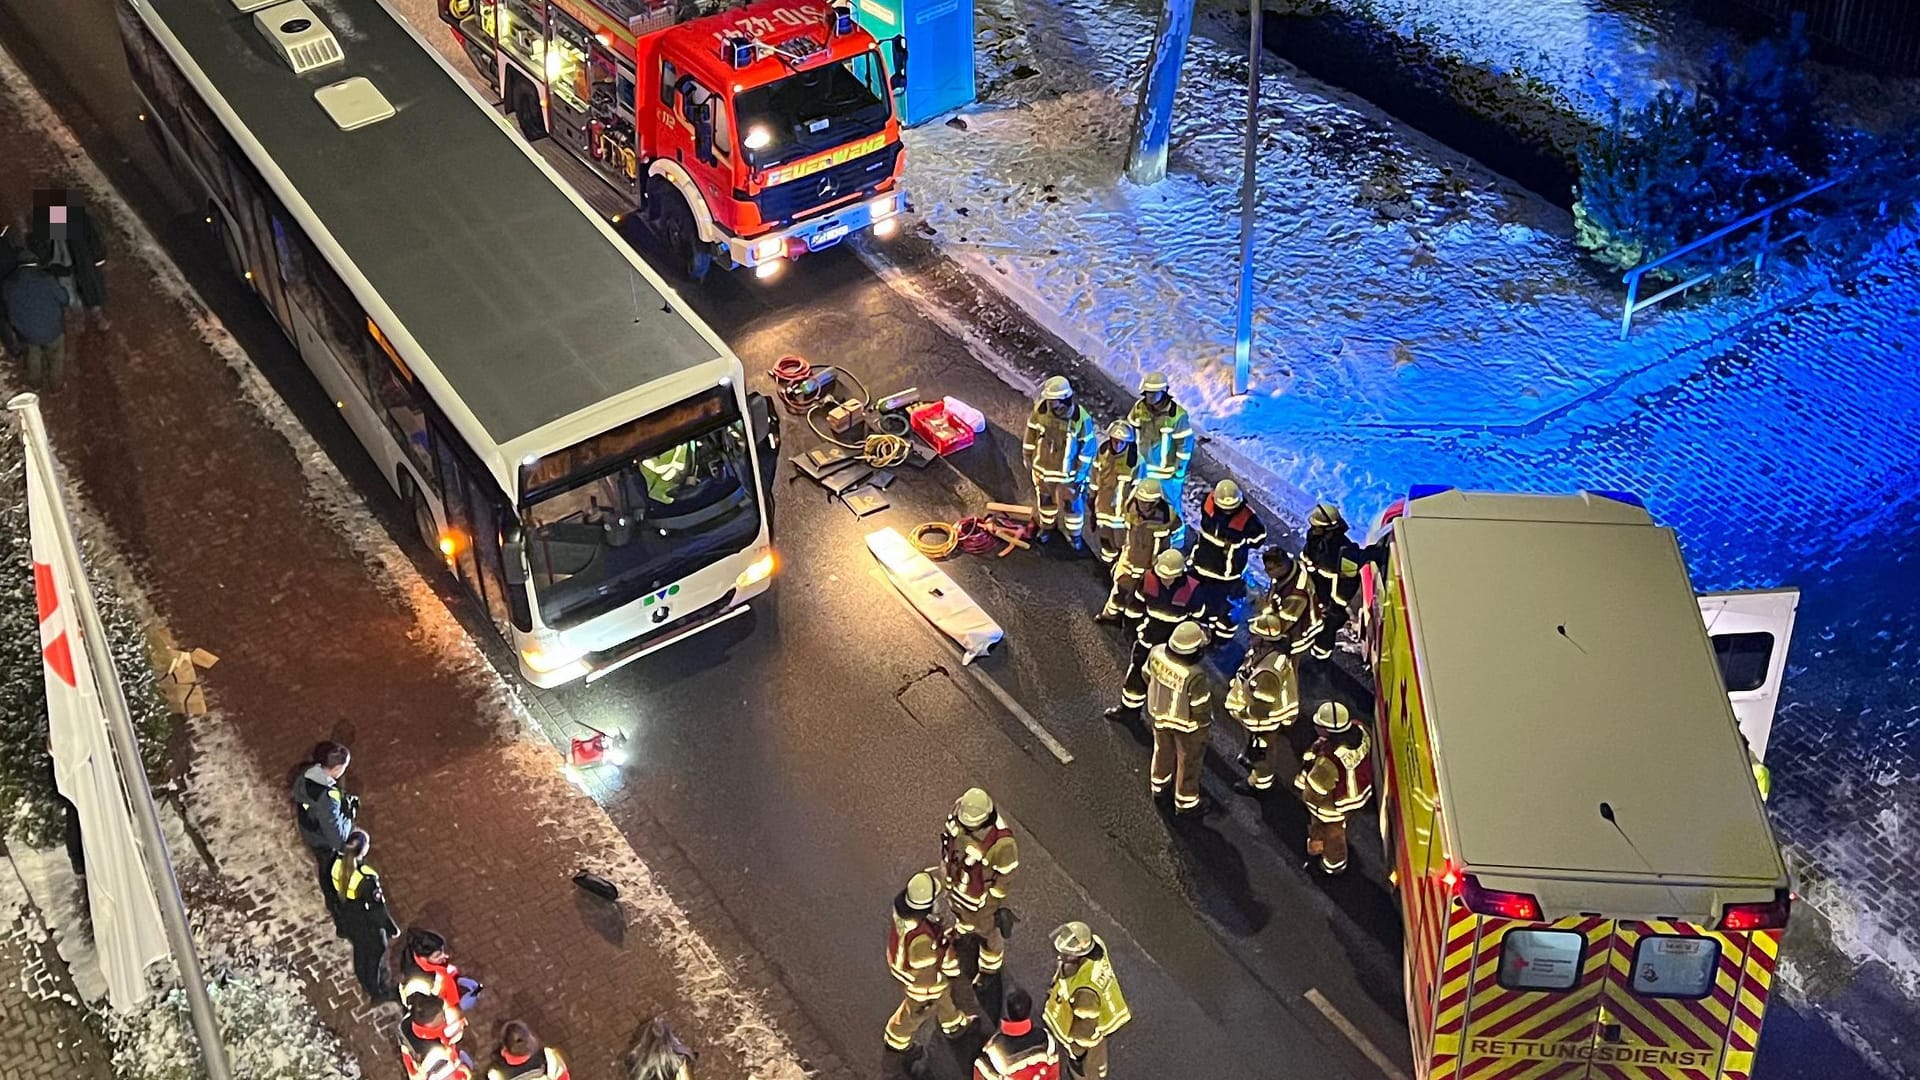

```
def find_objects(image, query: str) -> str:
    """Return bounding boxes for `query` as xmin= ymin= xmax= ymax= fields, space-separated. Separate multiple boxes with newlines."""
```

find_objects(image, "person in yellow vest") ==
xmin=1043 ymin=921 xmax=1130 ymax=1079
xmin=1086 ymin=421 xmax=1139 ymax=569
xmin=884 ymin=869 xmax=974 ymax=1056
xmin=1144 ymin=620 xmax=1214 ymax=816
xmin=486 ymin=1021 xmax=569 ymax=1080
xmin=1226 ymin=610 xmax=1301 ymax=797
xmin=1022 ymin=376 xmax=1098 ymax=548
xmin=1296 ymin=702 xmax=1374 ymax=874
xmin=331 ymin=830 xmax=400 ymax=1001
xmin=940 ymin=788 xmax=1020 ymax=981
xmin=1125 ymin=373 xmax=1194 ymax=547
xmin=1098 ymin=480 xmax=1178 ymax=622
xmin=1258 ymin=547 xmax=1318 ymax=659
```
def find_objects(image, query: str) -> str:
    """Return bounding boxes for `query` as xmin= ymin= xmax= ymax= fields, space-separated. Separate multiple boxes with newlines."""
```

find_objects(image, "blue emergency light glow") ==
xmin=1586 ymin=489 xmax=1646 ymax=508
xmin=724 ymin=35 xmax=753 ymax=67
xmin=832 ymin=2 xmax=854 ymax=35
xmin=1407 ymin=484 xmax=1455 ymax=502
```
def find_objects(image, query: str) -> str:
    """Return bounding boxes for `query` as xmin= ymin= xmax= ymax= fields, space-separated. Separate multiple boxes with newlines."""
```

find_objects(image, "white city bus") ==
xmin=116 ymin=0 xmax=779 ymax=686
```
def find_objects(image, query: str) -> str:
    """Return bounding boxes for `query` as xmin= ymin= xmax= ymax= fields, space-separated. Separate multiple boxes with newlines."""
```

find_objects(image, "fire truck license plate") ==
xmin=810 ymin=223 xmax=849 ymax=250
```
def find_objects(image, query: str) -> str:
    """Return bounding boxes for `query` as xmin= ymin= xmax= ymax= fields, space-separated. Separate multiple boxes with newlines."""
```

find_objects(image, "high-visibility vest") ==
xmin=887 ymin=902 xmax=949 ymax=1000
xmin=942 ymin=819 xmax=1019 ymax=912
xmin=400 ymin=955 xmax=463 ymax=1011
xmin=1125 ymin=401 xmax=1193 ymax=482
xmin=1226 ymin=647 xmax=1298 ymax=732
xmin=1298 ymin=727 xmax=1373 ymax=819
xmin=487 ymin=1047 xmax=568 ymax=1080
xmin=1145 ymin=646 xmax=1211 ymax=732
xmin=1043 ymin=945 xmax=1130 ymax=1049
xmin=974 ymin=1024 xmax=1062 ymax=1080
xmin=1088 ymin=445 xmax=1138 ymax=527
xmin=1024 ymin=403 xmax=1096 ymax=483
xmin=1118 ymin=501 xmax=1177 ymax=576
xmin=331 ymin=857 xmax=379 ymax=902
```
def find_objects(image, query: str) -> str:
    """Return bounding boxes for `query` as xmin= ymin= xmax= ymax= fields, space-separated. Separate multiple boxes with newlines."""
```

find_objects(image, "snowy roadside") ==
xmin=0 ymin=38 xmax=809 ymax=1080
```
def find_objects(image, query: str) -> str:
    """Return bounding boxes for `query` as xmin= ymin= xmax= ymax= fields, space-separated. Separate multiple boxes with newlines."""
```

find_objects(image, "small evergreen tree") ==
xmin=1574 ymin=93 xmax=1713 ymax=274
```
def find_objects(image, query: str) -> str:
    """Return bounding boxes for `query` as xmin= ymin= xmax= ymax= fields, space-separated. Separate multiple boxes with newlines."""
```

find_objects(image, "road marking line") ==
xmin=1305 ymin=988 xmax=1412 ymax=1080
xmin=868 ymin=567 xmax=1074 ymax=765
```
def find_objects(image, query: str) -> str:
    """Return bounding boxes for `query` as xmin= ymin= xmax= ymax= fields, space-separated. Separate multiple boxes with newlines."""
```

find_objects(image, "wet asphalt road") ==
xmin=0 ymin=2 xmax=1873 ymax=1077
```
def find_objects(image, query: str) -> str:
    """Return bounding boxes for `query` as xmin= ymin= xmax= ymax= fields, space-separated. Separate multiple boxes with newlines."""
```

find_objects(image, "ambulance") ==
xmin=1360 ymin=488 xmax=1799 ymax=1080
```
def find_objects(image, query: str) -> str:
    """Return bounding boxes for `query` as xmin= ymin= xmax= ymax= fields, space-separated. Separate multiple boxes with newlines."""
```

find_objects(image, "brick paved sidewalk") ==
xmin=0 ymin=50 xmax=837 ymax=1080
xmin=0 ymin=891 xmax=115 ymax=1080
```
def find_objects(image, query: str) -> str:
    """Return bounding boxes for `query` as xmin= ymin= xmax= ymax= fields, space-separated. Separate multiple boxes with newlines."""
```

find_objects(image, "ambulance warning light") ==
xmin=1718 ymin=890 xmax=1791 ymax=931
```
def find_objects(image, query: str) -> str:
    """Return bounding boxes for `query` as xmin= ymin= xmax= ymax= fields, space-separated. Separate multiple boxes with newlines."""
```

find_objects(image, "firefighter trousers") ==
xmin=1031 ymin=475 xmax=1087 ymax=545
xmin=1063 ymin=1039 xmax=1110 ymax=1079
xmin=1308 ymin=814 xmax=1350 ymax=874
xmin=885 ymin=986 xmax=971 ymax=1050
xmin=1092 ymin=522 xmax=1127 ymax=567
xmin=1311 ymin=594 xmax=1350 ymax=660
xmin=1120 ymin=638 xmax=1154 ymax=707
xmin=1150 ymin=724 xmax=1209 ymax=810
xmin=1195 ymin=575 xmax=1243 ymax=640
xmin=1103 ymin=566 xmax=1143 ymax=621
xmin=1241 ymin=731 xmax=1278 ymax=790
xmin=952 ymin=901 xmax=1007 ymax=976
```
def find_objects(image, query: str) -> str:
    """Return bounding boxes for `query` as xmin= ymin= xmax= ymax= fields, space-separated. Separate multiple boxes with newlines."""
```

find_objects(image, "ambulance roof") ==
xmin=1396 ymin=491 xmax=1785 ymax=887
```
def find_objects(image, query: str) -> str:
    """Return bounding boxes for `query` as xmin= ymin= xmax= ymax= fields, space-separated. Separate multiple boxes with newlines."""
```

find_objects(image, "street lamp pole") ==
xmin=1232 ymin=0 xmax=1262 ymax=397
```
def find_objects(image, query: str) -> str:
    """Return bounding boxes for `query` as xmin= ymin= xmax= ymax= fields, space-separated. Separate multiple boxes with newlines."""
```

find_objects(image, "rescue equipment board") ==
xmin=866 ymin=527 xmax=1003 ymax=663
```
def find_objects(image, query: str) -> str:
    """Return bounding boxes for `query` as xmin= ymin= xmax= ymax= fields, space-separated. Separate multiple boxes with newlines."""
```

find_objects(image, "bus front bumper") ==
xmin=723 ymin=189 xmax=907 ymax=274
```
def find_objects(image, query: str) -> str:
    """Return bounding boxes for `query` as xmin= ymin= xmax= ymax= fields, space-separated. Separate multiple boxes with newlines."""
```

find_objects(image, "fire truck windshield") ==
xmin=737 ymin=50 xmax=890 ymax=168
xmin=521 ymin=413 xmax=761 ymax=629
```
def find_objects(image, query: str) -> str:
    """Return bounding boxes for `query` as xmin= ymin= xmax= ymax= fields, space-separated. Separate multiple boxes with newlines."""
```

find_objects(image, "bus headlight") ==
xmin=523 ymin=639 xmax=587 ymax=675
xmin=735 ymin=549 xmax=776 ymax=591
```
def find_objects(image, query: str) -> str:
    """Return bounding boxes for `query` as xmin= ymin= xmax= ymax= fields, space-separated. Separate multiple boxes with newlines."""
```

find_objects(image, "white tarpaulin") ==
xmin=866 ymin=527 xmax=1004 ymax=663
xmin=26 ymin=438 xmax=169 ymax=1011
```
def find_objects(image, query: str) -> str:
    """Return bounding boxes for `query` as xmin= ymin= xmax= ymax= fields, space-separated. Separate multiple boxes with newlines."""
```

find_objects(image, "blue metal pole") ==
xmin=1232 ymin=0 xmax=1261 ymax=397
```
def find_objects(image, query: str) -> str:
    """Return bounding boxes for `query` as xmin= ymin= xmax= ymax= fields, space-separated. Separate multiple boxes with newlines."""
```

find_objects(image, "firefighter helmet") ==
xmin=1135 ymin=479 xmax=1165 ymax=505
xmin=1040 ymin=375 xmax=1074 ymax=401
xmin=954 ymin=787 xmax=995 ymax=829
xmin=1051 ymin=921 xmax=1095 ymax=959
xmin=1213 ymin=479 xmax=1244 ymax=510
xmin=1139 ymin=372 xmax=1170 ymax=395
xmin=1170 ymin=620 xmax=1208 ymax=655
xmin=1153 ymin=548 xmax=1187 ymax=579
xmin=905 ymin=870 xmax=940 ymax=910
xmin=1312 ymin=701 xmax=1353 ymax=732
xmin=1106 ymin=419 xmax=1135 ymax=444
xmin=1309 ymin=503 xmax=1345 ymax=530
xmin=1249 ymin=610 xmax=1285 ymax=641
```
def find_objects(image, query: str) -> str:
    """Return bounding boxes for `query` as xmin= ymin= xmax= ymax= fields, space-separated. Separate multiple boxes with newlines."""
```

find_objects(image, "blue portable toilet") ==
xmin=853 ymin=0 xmax=975 ymax=126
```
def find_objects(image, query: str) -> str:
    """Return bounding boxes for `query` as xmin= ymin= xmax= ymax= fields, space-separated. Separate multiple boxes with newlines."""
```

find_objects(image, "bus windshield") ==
xmin=737 ymin=50 xmax=890 ymax=168
xmin=522 ymin=401 xmax=761 ymax=629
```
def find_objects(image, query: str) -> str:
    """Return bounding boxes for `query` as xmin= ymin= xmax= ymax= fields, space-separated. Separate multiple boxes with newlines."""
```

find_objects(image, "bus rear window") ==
xmin=1497 ymin=929 xmax=1584 ymax=991
xmin=1631 ymin=935 xmax=1720 ymax=999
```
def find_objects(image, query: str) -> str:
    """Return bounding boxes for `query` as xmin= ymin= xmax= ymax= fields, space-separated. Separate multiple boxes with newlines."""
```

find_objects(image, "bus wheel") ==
xmin=508 ymin=78 xmax=546 ymax=142
xmin=661 ymin=195 xmax=712 ymax=282
xmin=399 ymin=472 xmax=439 ymax=557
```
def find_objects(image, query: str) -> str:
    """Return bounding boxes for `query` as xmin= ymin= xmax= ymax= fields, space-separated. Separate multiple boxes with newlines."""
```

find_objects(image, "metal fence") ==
xmin=1618 ymin=179 xmax=1838 ymax=339
xmin=1694 ymin=0 xmax=1920 ymax=75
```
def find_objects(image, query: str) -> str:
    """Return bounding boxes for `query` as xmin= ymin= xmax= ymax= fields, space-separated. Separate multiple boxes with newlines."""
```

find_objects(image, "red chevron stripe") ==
xmin=43 ymin=632 xmax=76 ymax=687
xmin=34 ymin=561 xmax=58 ymax=623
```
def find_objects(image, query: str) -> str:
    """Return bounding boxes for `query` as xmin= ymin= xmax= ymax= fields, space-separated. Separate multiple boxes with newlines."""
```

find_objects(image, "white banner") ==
xmin=25 ymin=436 xmax=170 ymax=1012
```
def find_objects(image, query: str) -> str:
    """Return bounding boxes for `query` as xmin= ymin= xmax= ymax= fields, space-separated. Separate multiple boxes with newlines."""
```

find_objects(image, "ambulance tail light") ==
xmin=1718 ymin=890 xmax=1791 ymax=931
xmin=1460 ymin=875 xmax=1542 ymax=921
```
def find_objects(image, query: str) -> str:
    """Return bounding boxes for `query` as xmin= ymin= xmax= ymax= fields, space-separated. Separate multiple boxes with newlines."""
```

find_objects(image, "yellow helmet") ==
xmin=1051 ymin=921 xmax=1095 ymax=958
xmin=1309 ymin=503 xmax=1344 ymax=530
xmin=1249 ymin=610 xmax=1285 ymax=641
xmin=905 ymin=870 xmax=940 ymax=910
xmin=1139 ymin=372 xmax=1170 ymax=395
xmin=1170 ymin=620 xmax=1208 ymax=654
xmin=1134 ymin=479 xmax=1165 ymax=504
xmin=1153 ymin=548 xmax=1188 ymax=579
xmin=1040 ymin=375 xmax=1074 ymax=401
xmin=1106 ymin=419 xmax=1134 ymax=443
xmin=954 ymin=787 xmax=995 ymax=829
xmin=1312 ymin=701 xmax=1353 ymax=732
xmin=1213 ymin=479 xmax=1243 ymax=510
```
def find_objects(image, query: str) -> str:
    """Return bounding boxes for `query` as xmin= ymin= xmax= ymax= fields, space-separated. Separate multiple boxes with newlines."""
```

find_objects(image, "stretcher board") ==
xmin=866 ymin=527 xmax=1003 ymax=663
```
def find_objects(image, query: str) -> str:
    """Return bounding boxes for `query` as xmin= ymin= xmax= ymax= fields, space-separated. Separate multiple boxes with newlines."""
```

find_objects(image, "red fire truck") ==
xmin=440 ymin=0 xmax=908 ymax=281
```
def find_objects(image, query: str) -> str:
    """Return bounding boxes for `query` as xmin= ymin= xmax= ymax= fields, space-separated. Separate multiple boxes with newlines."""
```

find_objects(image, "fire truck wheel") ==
xmin=509 ymin=79 xmax=547 ymax=142
xmin=661 ymin=195 xmax=712 ymax=282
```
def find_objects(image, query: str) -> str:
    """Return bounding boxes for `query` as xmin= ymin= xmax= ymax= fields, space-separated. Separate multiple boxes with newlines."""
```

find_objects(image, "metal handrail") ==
xmin=1618 ymin=178 xmax=1840 ymax=338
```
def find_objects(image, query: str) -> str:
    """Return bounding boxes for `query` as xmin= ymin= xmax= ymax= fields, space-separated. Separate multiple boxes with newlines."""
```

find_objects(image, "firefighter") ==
xmin=1097 ymin=480 xmax=1179 ymax=623
xmin=1125 ymin=373 xmax=1194 ymax=546
xmin=400 ymin=992 xmax=471 ymax=1080
xmin=1296 ymin=702 xmax=1374 ymax=875
xmin=974 ymin=988 xmax=1061 ymax=1080
xmin=1143 ymin=620 xmax=1214 ymax=814
xmin=1022 ymin=375 xmax=1097 ymax=548
xmin=1087 ymin=421 xmax=1139 ymax=568
xmin=1226 ymin=610 xmax=1300 ymax=797
xmin=884 ymin=869 xmax=974 ymax=1055
xmin=1043 ymin=921 xmax=1130 ymax=1080
xmin=486 ymin=1021 xmax=569 ymax=1080
xmin=399 ymin=929 xmax=484 ymax=1014
xmin=1191 ymin=479 xmax=1268 ymax=642
xmin=1106 ymin=548 xmax=1203 ymax=723
xmin=941 ymin=787 xmax=1020 ymax=981
xmin=1258 ymin=547 xmax=1317 ymax=659
xmin=1301 ymin=504 xmax=1386 ymax=662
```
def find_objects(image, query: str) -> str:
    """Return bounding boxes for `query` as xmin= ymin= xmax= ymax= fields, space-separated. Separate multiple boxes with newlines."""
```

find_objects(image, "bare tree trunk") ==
xmin=1125 ymin=0 xmax=1197 ymax=185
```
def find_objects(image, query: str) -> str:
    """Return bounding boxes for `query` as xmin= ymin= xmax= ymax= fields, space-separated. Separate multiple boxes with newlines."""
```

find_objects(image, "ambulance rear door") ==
xmin=1696 ymin=588 xmax=1798 ymax=761
xmin=1588 ymin=920 xmax=1768 ymax=1080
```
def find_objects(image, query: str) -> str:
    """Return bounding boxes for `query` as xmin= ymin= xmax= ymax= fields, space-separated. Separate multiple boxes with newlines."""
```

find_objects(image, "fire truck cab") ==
xmin=441 ymin=0 xmax=908 ymax=281
xmin=1362 ymin=488 xmax=1798 ymax=1080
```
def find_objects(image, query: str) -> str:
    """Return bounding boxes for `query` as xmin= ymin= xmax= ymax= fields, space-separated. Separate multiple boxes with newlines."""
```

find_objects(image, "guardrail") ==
xmin=1618 ymin=178 xmax=1839 ymax=339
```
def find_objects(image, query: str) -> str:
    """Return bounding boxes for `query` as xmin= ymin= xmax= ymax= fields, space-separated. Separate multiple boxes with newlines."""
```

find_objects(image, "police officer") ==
xmin=1043 ymin=921 xmax=1130 ymax=1080
xmin=1022 ymin=375 xmax=1097 ymax=548
xmin=1106 ymin=548 xmax=1202 ymax=723
xmin=1226 ymin=610 xmax=1300 ymax=797
xmin=1191 ymin=479 xmax=1268 ymax=642
xmin=486 ymin=1021 xmax=570 ymax=1080
xmin=332 ymin=830 xmax=400 ymax=1001
xmin=941 ymin=788 xmax=1020 ymax=981
xmin=1296 ymin=702 xmax=1374 ymax=875
xmin=291 ymin=741 xmax=357 ymax=922
xmin=974 ymin=988 xmax=1061 ymax=1080
xmin=884 ymin=869 xmax=974 ymax=1055
xmin=1098 ymin=480 xmax=1178 ymax=623
xmin=1086 ymin=421 xmax=1139 ymax=568
xmin=1144 ymin=620 xmax=1214 ymax=815
xmin=1125 ymin=373 xmax=1194 ymax=546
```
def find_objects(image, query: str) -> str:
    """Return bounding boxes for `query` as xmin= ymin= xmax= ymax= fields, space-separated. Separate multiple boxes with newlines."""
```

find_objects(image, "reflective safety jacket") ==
xmin=1131 ymin=569 xmax=1203 ymax=645
xmin=1117 ymin=498 xmax=1178 ymax=578
xmin=331 ymin=857 xmax=381 ymax=903
xmin=1264 ymin=561 xmax=1320 ymax=654
xmin=1125 ymin=398 xmax=1194 ymax=485
xmin=1303 ymin=526 xmax=1372 ymax=608
xmin=1088 ymin=442 xmax=1140 ymax=529
xmin=887 ymin=897 xmax=953 ymax=1001
xmin=1225 ymin=646 xmax=1299 ymax=732
xmin=1297 ymin=726 xmax=1374 ymax=821
xmin=400 ymin=952 xmax=465 ymax=1012
xmin=942 ymin=816 xmax=1020 ymax=914
xmin=401 ymin=1017 xmax=471 ymax=1080
xmin=1023 ymin=401 xmax=1097 ymax=484
xmin=1192 ymin=496 xmax=1268 ymax=582
xmin=973 ymin=1022 xmax=1062 ymax=1080
xmin=1043 ymin=940 xmax=1131 ymax=1051
xmin=486 ymin=1047 xmax=569 ymax=1080
xmin=1144 ymin=645 xmax=1212 ymax=733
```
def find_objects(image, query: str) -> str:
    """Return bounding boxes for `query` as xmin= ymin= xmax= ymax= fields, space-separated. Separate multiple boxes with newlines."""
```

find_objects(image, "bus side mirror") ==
xmin=748 ymin=391 xmax=780 ymax=454
xmin=888 ymin=37 xmax=908 ymax=92
xmin=500 ymin=524 xmax=534 ymax=632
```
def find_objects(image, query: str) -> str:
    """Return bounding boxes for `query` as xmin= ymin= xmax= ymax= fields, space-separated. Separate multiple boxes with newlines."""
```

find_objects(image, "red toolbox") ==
xmin=909 ymin=401 xmax=975 ymax=455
